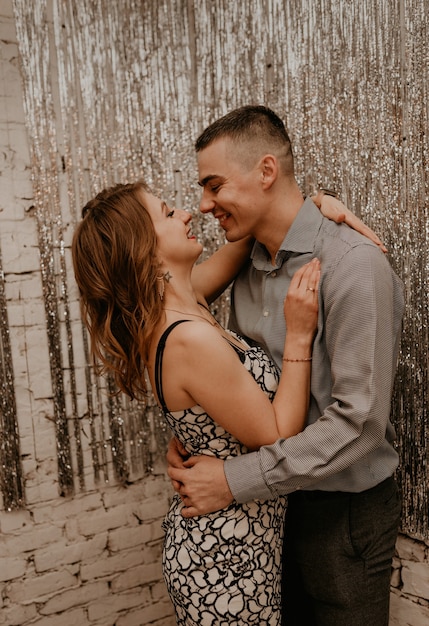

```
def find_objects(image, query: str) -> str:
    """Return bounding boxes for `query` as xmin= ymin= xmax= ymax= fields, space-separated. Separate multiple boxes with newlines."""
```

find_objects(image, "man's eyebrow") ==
xmin=198 ymin=174 xmax=218 ymax=187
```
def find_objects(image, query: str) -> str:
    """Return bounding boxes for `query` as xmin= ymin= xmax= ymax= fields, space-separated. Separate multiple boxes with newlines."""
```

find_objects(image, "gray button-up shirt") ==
xmin=225 ymin=197 xmax=404 ymax=501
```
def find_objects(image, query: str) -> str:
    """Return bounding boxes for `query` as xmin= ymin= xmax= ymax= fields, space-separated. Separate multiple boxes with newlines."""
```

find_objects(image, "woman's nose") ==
xmin=177 ymin=207 xmax=191 ymax=223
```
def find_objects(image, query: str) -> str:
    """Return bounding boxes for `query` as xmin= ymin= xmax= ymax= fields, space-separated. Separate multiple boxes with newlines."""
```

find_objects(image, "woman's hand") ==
xmin=284 ymin=259 xmax=320 ymax=347
xmin=311 ymin=190 xmax=387 ymax=253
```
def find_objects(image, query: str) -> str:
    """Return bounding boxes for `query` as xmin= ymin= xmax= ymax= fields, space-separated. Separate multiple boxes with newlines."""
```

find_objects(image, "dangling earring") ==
xmin=156 ymin=271 xmax=172 ymax=300
xmin=156 ymin=275 xmax=165 ymax=300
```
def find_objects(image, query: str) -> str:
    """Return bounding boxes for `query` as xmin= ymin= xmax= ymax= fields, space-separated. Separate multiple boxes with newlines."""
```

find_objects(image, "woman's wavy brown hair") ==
xmin=72 ymin=180 xmax=163 ymax=399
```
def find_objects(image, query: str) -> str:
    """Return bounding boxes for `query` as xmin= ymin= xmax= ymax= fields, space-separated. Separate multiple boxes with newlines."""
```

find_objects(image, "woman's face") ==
xmin=140 ymin=189 xmax=203 ymax=266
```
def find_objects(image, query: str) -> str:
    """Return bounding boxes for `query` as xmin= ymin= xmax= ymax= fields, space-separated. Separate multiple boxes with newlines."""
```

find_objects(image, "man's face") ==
xmin=197 ymin=138 xmax=264 ymax=242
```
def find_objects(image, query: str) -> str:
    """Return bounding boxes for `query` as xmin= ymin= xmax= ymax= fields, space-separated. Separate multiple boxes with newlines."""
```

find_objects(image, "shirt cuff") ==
xmin=224 ymin=451 xmax=273 ymax=503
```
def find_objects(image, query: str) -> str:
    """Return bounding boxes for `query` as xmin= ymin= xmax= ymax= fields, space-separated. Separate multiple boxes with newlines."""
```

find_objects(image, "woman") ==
xmin=72 ymin=181 xmax=384 ymax=625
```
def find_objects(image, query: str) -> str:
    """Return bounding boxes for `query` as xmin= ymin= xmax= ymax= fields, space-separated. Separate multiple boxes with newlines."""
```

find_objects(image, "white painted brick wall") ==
xmin=0 ymin=482 xmax=176 ymax=625
xmin=390 ymin=534 xmax=429 ymax=625
xmin=0 ymin=4 xmax=428 ymax=625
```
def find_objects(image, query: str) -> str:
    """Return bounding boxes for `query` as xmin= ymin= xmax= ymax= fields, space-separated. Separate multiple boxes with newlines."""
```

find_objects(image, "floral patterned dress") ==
xmin=155 ymin=321 xmax=287 ymax=625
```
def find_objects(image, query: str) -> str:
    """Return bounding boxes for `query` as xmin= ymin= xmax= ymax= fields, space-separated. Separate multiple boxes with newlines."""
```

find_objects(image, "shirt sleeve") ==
xmin=225 ymin=243 xmax=404 ymax=502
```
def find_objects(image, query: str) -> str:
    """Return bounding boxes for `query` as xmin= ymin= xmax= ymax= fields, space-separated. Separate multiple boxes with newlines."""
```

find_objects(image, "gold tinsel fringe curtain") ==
xmin=5 ymin=0 xmax=428 ymax=538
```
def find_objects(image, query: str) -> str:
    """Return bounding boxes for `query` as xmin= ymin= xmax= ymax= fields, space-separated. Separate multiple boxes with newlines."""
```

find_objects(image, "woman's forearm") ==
xmin=272 ymin=334 xmax=312 ymax=439
xmin=191 ymin=236 xmax=254 ymax=303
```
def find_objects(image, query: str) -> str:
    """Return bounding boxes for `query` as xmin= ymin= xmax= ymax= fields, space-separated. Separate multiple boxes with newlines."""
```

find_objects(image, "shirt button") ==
xmin=271 ymin=271 xmax=277 ymax=277
xmin=263 ymin=310 xmax=269 ymax=317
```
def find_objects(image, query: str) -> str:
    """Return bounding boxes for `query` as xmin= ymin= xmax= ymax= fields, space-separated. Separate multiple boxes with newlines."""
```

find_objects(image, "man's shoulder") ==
xmin=317 ymin=218 xmax=380 ymax=257
xmin=315 ymin=219 xmax=401 ymax=285
xmin=317 ymin=219 xmax=403 ymax=290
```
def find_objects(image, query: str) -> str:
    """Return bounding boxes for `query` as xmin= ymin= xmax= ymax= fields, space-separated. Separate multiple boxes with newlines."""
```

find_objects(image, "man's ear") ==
xmin=259 ymin=154 xmax=278 ymax=189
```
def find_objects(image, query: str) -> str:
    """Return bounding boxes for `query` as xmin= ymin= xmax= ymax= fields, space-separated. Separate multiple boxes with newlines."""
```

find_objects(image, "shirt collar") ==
xmin=251 ymin=197 xmax=322 ymax=268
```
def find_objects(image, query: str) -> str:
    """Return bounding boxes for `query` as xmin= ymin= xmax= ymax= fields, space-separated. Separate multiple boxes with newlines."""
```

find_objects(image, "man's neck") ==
xmin=257 ymin=186 xmax=305 ymax=264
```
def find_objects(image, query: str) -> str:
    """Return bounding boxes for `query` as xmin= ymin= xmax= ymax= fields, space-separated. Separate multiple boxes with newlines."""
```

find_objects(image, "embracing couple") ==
xmin=73 ymin=105 xmax=404 ymax=625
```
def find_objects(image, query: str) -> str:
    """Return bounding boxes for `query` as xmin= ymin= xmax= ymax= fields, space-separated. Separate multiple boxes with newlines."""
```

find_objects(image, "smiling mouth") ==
xmin=217 ymin=213 xmax=230 ymax=227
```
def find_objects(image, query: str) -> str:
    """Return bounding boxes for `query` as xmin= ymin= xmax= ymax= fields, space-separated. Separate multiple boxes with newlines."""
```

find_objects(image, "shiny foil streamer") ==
xmin=13 ymin=0 xmax=75 ymax=497
xmin=0 ymin=247 xmax=24 ymax=510
xmin=12 ymin=0 xmax=428 ymax=538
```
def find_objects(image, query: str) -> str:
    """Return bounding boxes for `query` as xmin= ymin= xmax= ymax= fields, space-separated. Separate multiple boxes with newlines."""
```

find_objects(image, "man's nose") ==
xmin=199 ymin=191 xmax=215 ymax=214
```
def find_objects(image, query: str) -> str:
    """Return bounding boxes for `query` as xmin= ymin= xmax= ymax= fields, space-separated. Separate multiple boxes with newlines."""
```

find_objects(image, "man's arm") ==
xmin=226 ymin=241 xmax=403 ymax=502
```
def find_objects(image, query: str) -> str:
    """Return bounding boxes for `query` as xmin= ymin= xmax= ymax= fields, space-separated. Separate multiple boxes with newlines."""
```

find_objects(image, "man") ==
xmin=168 ymin=105 xmax=404 ymax=625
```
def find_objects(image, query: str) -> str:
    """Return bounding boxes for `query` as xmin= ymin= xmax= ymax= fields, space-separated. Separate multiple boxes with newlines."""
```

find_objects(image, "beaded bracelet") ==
xmin=318 ymin=187 xmax=339 ymax=198
xmin=283 ymin=357 xmax=313 ymax=362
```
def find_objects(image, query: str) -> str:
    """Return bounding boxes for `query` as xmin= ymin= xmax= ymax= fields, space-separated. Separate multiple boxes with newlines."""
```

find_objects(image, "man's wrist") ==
xmin=224 ymin=452 xmax=272 ymax=503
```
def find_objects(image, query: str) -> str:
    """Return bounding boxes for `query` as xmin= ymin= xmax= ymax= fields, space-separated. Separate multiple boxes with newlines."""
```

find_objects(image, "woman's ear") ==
xmin=259 ymin=154 xmax=278 ymax=189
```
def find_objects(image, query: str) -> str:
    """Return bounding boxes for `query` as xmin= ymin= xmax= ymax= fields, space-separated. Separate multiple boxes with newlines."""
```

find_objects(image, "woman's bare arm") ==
xmin=313 ymin=191 xmax=387 ymax=252
xmin=191 ymin=236 xmax=254 ymax=304
xmin=164 ymin=261 xmax=319 ymax=449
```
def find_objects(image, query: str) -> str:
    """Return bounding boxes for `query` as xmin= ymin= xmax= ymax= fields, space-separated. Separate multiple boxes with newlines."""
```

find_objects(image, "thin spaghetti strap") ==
xmin=154 ymin=320 xmax=190 ymax=412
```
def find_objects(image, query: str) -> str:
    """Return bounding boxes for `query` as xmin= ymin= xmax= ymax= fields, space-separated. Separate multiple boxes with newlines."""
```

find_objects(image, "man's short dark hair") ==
xmin=195 ymin=105 xmax=294 ymax=174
